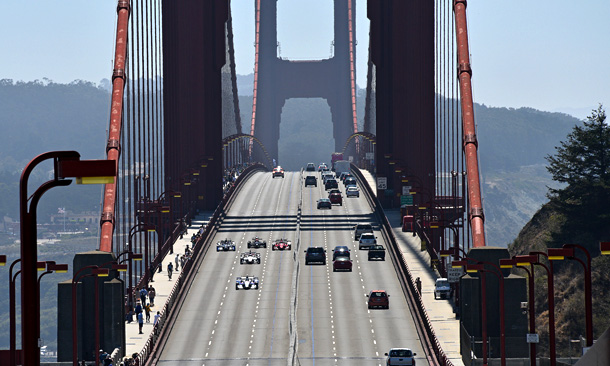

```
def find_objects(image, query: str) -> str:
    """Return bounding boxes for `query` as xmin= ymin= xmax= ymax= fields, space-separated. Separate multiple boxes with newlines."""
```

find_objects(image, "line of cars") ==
xmin=216 ymin=235 xmax=293 ymax=290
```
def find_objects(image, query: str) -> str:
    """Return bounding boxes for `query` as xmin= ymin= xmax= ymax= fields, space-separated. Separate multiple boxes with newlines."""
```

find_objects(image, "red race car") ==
xmin=332 ymin=257 xmax=352 ymax=272
xmin=272 ymin=238 xmax=292 ymax=250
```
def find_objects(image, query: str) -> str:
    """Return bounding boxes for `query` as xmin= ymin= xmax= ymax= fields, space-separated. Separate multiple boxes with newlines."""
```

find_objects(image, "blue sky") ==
xmin=1 ymin=1 xmax=608 ymax=119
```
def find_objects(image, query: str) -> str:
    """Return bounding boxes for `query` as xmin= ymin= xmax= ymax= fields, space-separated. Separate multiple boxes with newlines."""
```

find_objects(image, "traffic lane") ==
xmin=158 ymin=172 xmax=288 ymax=363
xmin=207 ymin=172 xmax=297 ymax=360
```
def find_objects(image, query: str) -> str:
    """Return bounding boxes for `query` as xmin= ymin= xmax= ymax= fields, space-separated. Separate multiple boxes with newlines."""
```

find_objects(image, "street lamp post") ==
xmin=9 ymin=258 xmax=21 ymax=366
xmin=529 ymin=251 xmax=557 ymax=366
xmin=37 ymin=261 xmax=68 ymax=360
xmin=71 ymin=266 xmax=109 ymax=366
xmin=549 ymin=245 xmax=593 ymax=347
xmin=19 ymin=151 xmax=115 ymax=366
xmin=511 ymin=256 xmax=537 ymax=366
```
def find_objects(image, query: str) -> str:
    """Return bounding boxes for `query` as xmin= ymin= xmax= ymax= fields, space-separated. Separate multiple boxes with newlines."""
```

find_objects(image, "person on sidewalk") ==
xmin=134 ymin=301 xmax=142 ymax=317
xmin=167 ymin=262 xmax=173 ymax=280
xmin=154 ymin=311 xmax=161 ymax=325
xmin=139 ymin=287 xmax=148 ymax=305
xmin=175 ymin=253 xmax=180 ymax=271
xmin=148 ymin=286 xmax=156 ymax=306
xmin=144 ymin=303 xmax=151 ymax=322
xmin=137 ymin=311 xmax=144 ymax=334
xmin=415 ymin=277 xmax=422 ymax=295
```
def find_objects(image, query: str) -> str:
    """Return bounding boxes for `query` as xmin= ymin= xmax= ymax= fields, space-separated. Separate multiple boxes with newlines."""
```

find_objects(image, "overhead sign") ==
xmin=377 ymin=177 xmax=387 ymax=190
xmin=402 ymin=185 xmax=412 ymax=195
xmin=526 ymin=334 xmax=539 ymax=344
xmin=365 ymin=152 xmax=374 ymax=160
xmin=447 ymin=267 xmax=464 ymax=283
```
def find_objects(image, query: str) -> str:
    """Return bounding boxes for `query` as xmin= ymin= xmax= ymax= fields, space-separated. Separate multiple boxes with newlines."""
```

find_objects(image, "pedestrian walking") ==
xmin=139 ymin=287 xmax=148 ymax=305
xmin=180 ymin=255 xmax=186 ymax=269
xmin=125 ymin=305 xmax=134 ymax=323
xmin=144 ymin=303 xmax=151 ymax=322
xmin=137 ymin=312 xmax=144 ymax=334
xmin=154 ymin=311 xmax=161 ymax=325
xmin=134 ymin=301 xmax=142 ymax=316
xmin=175 ymin=253 xmax=180 ymax=271
xmin=99 ymin=349 xmax=108 ymax=366
xmin=167 ymin=262 xmax=173 ymax=280
xmin=415 ymin=277 xmax=422 ymax=295
xmin=148 ymin=286 xmax=156 ymax=306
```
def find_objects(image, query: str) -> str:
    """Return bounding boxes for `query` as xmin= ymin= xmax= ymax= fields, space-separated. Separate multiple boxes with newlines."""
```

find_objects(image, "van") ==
xmin=402 ymin=215 xmax=414 ymax=232
xmin=353 ymin=223 xmax=373 ymax=240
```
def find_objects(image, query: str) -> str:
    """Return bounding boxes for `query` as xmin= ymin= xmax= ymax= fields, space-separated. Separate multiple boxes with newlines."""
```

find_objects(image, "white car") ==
xmin=240 ymin=251 xmax=261 ymax=264
xmin=358 ymin=232 xmax=377 ymax=249
xmin=385 ymin=348 xmax=417 ymax=366
xmin=434 ymin=278 xmax=451 ymax=299
xmin=235 ymin=275 xmax=259 ymax=290
xmin=346 ymin=186 xmax=360 ymax=197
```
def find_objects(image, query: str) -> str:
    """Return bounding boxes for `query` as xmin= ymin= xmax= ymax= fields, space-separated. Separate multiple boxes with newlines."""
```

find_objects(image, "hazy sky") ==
xmin=1 ymin=1 xmax=607 ymax=119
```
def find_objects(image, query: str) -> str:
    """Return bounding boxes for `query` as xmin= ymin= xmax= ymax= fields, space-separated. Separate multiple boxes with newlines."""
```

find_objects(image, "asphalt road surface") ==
xmin=156 ymin=171 xmax=426 ymax=366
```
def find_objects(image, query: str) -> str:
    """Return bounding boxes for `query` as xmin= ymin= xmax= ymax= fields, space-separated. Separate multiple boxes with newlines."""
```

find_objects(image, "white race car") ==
xmin=216 ymin=238 xmax=236 ymax=251
xmin=235 ymin=275 xmax=259 ymax=290
xmin=240 ymin=251 xmax=261 ymax=264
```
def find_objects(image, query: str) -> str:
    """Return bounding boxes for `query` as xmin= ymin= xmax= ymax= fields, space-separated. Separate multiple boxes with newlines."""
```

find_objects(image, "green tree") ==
xmin=545 ymin=104 xmax=610 ymax=251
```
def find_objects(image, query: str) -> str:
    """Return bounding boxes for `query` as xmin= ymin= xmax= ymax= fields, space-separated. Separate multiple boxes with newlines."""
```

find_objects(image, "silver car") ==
xmin=385 ymin=348 xmax=416 ymax=366
xmin=346 ymin=186 xmax=360 ymax=197
xmin=358 ymin=232 xmax=377 ymax=249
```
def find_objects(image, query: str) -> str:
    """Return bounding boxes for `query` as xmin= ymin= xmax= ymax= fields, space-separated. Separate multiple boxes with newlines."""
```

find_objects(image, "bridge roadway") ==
xmin=156 ymin=171 xmax=426 ymax=365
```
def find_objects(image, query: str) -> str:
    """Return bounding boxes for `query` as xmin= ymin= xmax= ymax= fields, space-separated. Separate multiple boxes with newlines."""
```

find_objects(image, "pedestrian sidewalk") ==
xmin=360 ymin=169 xmax=464 ymax=366
xmin=123 ymin=212 xmax=213 ymax=360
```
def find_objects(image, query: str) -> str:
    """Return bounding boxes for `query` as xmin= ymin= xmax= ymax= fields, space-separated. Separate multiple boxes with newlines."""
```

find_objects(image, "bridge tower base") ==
xmin=57 ymin=251 xmax=125 ymax=363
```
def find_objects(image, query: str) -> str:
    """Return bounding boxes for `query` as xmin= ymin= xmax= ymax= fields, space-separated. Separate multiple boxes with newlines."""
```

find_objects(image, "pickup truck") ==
xmin=368 ymin=244 xmax=386 ymax=261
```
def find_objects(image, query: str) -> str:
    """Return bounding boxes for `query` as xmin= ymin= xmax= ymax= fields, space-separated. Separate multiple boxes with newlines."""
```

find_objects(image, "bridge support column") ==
xmin=459 ymin=247 xmax=528 ymax=364
xmin=57 ymin=251 xmax=125 ymax=363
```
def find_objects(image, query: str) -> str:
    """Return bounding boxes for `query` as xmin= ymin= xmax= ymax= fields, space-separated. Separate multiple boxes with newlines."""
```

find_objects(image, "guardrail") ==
xmin=138 ymin=164 xmax=267 ymax=365
xmin=350 ymin=164 xmax=455 ymax=366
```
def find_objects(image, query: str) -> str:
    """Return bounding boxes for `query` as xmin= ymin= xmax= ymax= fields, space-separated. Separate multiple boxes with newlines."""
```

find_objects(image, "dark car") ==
xmin=333 ymin=257 xmax=353 ymax=272
xmin=325 ymin=178 xmax=338 ymax=190
xmin=317 ymin=198 xmax=332 ymax=209
xmin=305 ymin=247 xmax=326 ymax=265
xmin=368 ymin=245 xmax=386 ymax=261
xmin=341 ymin=173 xmax=353 ymax=182
xmin=306 ymin=163 xmax=316 ymax=172
xmin=344 ymin=177 xmax=357 ymax=186
xmin=305 ymin=175 xmax=317 ymax=187
xmin=329 ymin=192 xmax=342 ymax=205
xmin=332 ymin=245 xmax=350 ymax=260
xmin=367 ymin=290 xmax=390 ymax=309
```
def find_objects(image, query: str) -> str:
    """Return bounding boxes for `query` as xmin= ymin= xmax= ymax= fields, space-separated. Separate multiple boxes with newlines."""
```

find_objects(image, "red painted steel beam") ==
xmin=100 ymin=0 xmax=131 ymax=253
xmin=454 ymin=0 xmax=486 ymax=247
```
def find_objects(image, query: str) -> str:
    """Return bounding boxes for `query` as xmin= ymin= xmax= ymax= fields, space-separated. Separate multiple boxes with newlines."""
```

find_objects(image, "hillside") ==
xmin=508 ymin=200 xmax=610 ymax=357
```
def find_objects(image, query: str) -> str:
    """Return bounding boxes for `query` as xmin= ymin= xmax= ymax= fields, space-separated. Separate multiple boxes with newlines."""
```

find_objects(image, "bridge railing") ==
xmin=134 ymin=164 xmax=267 ymax=365
xmin=351 ymin=164 xmax=455 ymax=366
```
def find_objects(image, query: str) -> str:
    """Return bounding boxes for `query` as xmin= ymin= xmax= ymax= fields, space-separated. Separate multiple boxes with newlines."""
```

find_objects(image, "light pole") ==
xmin=510 ymin=256 xmax=537 ymax=366
xmin=529 ymin=251 xmax=557 ymax=366
xmin=20 ymin=151 xmax=115 ymax=365
xmin=71 ymin=265 xmax=109 ymax=366
xmin=549 ymin=245 xmax=593 ymax=347
xmin=9 ymin=258 xmax=20 ymax=366
xmin=37 ymin=261 xmax=68 ymax=360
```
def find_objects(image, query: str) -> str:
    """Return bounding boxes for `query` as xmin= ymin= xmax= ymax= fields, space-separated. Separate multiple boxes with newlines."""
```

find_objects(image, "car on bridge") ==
xmin=216 ymin=238 xmax=236 ymax=251
xmin=318 ymin=163 xmax=329 ymax=172
xmin=272 ymin=166 xmax=284 ymax=178
xmin=385 ymin=348 xmax=417 ymax=366
xmin=304 ymin=247 xmax=326 ymax=265
xmin=317 ymin=198 xmax=332 ymax=209
xmin=306 ymin=162 xmax=316 ymax=171
xmin=346 ymin=186 xmax=360 ymax=197
xmin=325 ymin=178 xmax=338 ymax=190
xmin=240 ymin=251 xmax=261 ymax=264
xmin=235 ymin=275 xmax=259 ymax=290
xmin=272 ymin=238 xmax=292 ymax=250
xmin=354 ymin=223 xmax=374 ymax=240
xmin=367 ymin=290 xmax=390 ymax=309
xmin=344 ymin=177 xmax=357 ymax=187
xmin=304 ymin=175 xmax=317 ymax=187
xmin=368 ymin=244 xmax=386 ymax=261
xmin=332 ymin=256 xmax=352 ymax=272
xmin=332 ymin=245 xmax=350 ymax=260
xmin=358 ymin=232 xmax=377 ymax=249
xmin=434 ymin=278 xmax=451 ymax=300
xmin=247 ymin=236 xmax=267 ymax=248
xmin=329 ymin=191 xmax=342 ymax=205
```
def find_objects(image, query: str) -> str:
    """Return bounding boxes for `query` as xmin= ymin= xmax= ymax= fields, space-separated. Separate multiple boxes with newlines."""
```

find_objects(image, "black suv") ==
xmin=304 ymin=175 xmax=317 ymax=187
xmin=325 ymin=178 xmax=338 ymax=190
xmin=304 ymin=247 xmax=326 ymax=265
